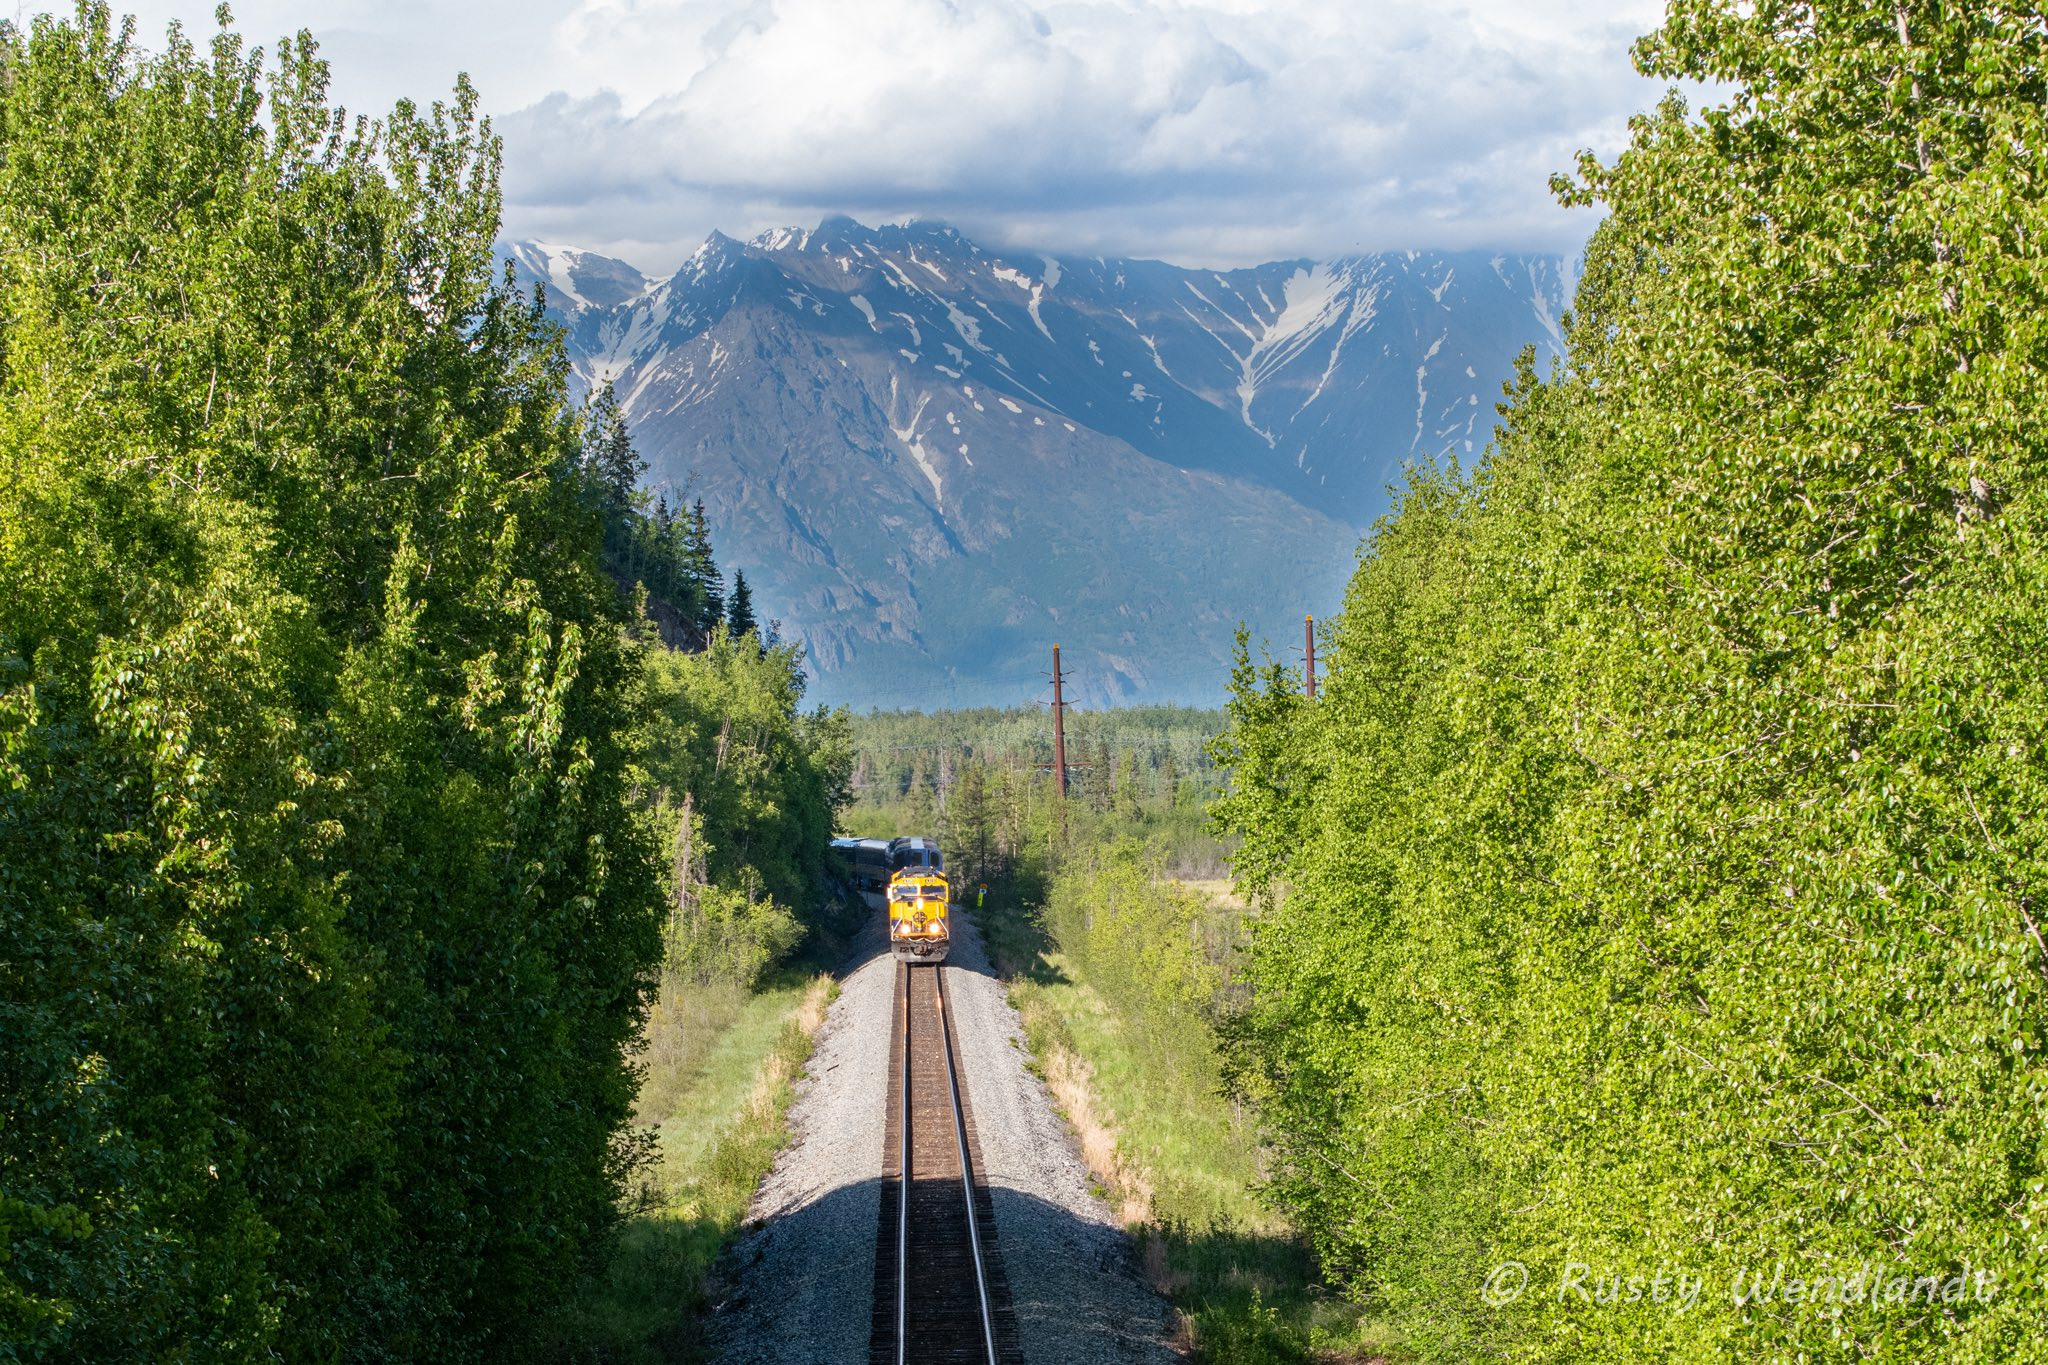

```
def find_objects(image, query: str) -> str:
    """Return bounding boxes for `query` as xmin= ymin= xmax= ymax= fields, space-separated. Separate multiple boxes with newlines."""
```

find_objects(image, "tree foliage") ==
xmin=843 ymin=706 xmax=1230 ymax=877
xmin=583 ymin=379 xmax=645 ymax=509
xmin=595 ymin=478 xmax=725 ymax=652
xmin=633 ymin=626 xmax=852 ymax=991
xmin=724 ymin=569 xmax=757 ymax=642
xmin=1213 ymin=2 xmax=2048 ymax=1359
xmin=0 ymin=8 xmax=667 ymax=1358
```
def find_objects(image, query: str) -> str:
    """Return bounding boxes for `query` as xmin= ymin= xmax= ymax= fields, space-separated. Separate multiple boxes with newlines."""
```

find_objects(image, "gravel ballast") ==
xmin=709 ymin=911 xmax=1178 ymax=1364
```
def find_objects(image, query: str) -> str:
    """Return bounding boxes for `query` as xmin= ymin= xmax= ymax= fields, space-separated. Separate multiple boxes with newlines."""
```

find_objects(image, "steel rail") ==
xmin=933 ymin=966 xmax=999 ymax=1365
xmin=896 ymin=964 xmax=911 ymax=1365
xmin=894 ymin=964 xmax=1000 ymax=1365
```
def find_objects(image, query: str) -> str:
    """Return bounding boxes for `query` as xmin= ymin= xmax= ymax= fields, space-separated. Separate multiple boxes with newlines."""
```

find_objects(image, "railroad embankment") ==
xmin=709 ymin=917 xmax=1177 ymax=1364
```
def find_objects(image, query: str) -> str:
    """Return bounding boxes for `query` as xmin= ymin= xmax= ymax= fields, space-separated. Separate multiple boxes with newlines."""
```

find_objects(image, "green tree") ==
xmin=583 ymin=378 xmax=644 ymax=509
xmin=1213 ymin=2 xmax=2048 ymax=1359
xmin=1112 ymin=750 xmax=1143 ymax=823
xmin=0 ymin=9 xmax=662 ymax=1358
xmin=905 ymin=763 xmax=936 ymax=834
xmin=634 ymin=627 xmax=851 ymax=986
xmin=1084 ymin=736 xmax=1113 ymax=813
xmin=686 ymin=498 xmax=724 ymax=638
xmin=726 ymin=568 xmax=757 ymax=641
xmin=946 ymin=761 xmax=996 ymax=885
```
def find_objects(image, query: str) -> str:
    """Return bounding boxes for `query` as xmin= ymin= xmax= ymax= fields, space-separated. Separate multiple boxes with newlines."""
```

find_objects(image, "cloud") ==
xmin=498 ymin=0 xmax=1667 ymax=271
xmin=31 ymin=0 xmax=1672 ymax=271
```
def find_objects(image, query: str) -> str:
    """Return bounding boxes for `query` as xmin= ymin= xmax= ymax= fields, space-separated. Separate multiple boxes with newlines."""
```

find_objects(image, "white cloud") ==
xmin=29 ymin=0 xmax=1673 ymax=272
xmin=503 ymin=0 xmax=1667 ymax=270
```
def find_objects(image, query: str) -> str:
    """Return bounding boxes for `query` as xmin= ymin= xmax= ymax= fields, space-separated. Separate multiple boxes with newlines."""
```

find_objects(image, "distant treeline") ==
xmin=845 ymin=706 xmax=1230 ymax=882
xmin=0 ymin=9 xmax=845 ymax=1361
xmin=1210 ymin=5 xmax=2048 ymax=1361
xmin=847 ymin=704 xmax=1223 ymax=807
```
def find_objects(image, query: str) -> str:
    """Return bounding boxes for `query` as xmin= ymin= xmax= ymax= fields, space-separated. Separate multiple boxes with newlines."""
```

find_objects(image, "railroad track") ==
xmin=869 ymin=962 xmax=1020 ymax=1364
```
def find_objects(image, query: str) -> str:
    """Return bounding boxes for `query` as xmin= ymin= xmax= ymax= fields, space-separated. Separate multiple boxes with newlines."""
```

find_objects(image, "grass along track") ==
xmin=549 ymin=973 xmax=837 ymax=1363
xmin=972 ymin=881 xmax=1391 ymax=1363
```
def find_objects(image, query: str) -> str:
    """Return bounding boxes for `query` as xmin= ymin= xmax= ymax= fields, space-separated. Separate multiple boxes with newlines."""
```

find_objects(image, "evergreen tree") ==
xmin=946 ymin=761 xmax=995 ymax=885
xmin=905 ymin=767 xmax=936 ymax=835
xmin=726 ymin=569 xmax=757 ymax=640
xmin=1112 ymin=751 xmax=1142 ymax=822
xmin=583 ymin=378 xmax=644 ymax=509
xmin=686 ymin=498 xmax=723 ymax=638
xmin=1085 ymin=736 xmax=1113 ymax=813
xmin=991 ymin=765 xmax=1022 ymax=869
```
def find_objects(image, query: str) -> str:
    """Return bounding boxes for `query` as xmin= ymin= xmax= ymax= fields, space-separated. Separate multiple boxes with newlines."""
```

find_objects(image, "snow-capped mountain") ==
xmin=502 ymin=240 xmax=650 ymax=311
xmin=499 ymin=219 xmax=1575 ymax=708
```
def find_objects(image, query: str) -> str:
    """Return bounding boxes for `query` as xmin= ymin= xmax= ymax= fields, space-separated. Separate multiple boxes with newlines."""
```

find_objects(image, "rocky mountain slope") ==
xmin=502 ymin=221 xmax=1574 ymax=708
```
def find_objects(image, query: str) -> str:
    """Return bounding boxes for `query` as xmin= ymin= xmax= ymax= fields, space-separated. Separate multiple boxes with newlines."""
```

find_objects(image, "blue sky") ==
xmin=26 ymin=0 xmax=1671 ymax=274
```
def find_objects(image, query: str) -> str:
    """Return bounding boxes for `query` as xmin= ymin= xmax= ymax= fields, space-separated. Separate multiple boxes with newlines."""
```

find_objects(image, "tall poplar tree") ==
xmin=1215 ymin=2 xmax=2048 ymax=1360
xmin=0 ymin=9 xmax=662 ymax=1358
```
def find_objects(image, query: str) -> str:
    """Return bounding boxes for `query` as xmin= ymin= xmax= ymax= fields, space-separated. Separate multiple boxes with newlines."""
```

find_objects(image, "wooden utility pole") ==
xmin=1051 ymin=644 xmax=1069 ymax=799
xmin=1305 ymin=616 xmax=1317 ymax=700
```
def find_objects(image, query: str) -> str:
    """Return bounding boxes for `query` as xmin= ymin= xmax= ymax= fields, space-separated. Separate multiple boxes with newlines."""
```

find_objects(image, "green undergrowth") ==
xmin=974 ymin=882 xmax=1392 ymax=1364
xmin=543 ymin=971 xmax=837 ymax=1363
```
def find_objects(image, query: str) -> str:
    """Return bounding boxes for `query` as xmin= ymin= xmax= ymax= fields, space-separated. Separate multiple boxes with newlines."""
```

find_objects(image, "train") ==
xmin=832 ymin=836 xmax=895 ymax=896
xmin=830 ymin=835 xmax=951 ymax=962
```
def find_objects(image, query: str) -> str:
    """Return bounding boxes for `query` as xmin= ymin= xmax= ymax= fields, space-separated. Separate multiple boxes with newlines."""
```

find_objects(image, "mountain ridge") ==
xmin=500 ymin=218 xmax=1576 ymax=708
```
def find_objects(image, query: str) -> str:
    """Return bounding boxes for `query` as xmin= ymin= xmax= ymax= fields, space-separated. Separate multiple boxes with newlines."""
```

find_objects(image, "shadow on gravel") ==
xmin=710 ymin=1176 xmax=1176 ymax=1365
xmin=832 ymin=929 xmax=892 ymax=979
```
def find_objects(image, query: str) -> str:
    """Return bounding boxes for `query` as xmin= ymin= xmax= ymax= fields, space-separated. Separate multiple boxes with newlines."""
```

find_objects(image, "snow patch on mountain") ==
xmin=509 ymin=241 xmax=592 ymax=308
xmin=888 ymin=378 xmax=944 ymax=509
xmin=1298 ymin=282 xmax=1381 ymax=417
xmin=495 ymin=217 xmax=1579 ymax=705
xmin=1117 ymin=309 xmax=1172 ymax=377
xmin=1413 ymin=333 xmax=1445 ymax=445
xmin=992 ymin=265 xmax=1055 ymax=341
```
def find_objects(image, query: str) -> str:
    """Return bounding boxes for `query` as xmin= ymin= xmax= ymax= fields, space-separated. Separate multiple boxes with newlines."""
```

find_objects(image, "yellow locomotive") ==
xmin=888 ymin=871 xmax=950 ymax=961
